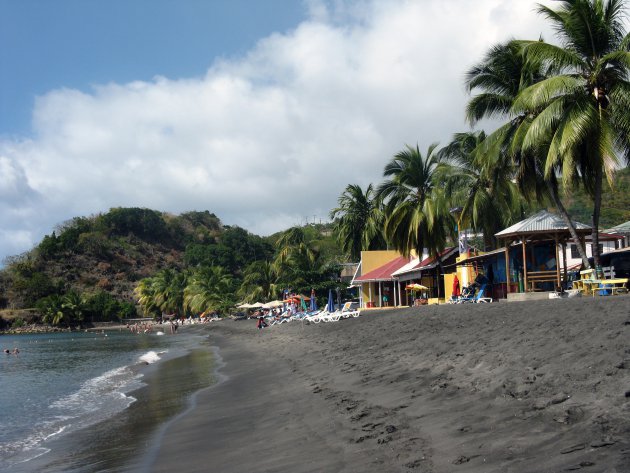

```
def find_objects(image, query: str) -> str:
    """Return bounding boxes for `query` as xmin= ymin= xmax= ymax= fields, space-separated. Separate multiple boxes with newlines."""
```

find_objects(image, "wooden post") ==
xmin=555 ymin=235 xmax=561 ymax=290
xmin=562 ymin=241 xmax=568 ymax=286
xmin=522 ymin=239 xmax=528 ymax=292
xmin=504 ymin=242 xmax=511 ymax=295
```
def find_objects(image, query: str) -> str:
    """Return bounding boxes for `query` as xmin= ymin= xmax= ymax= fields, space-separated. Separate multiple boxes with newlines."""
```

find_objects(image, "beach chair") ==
xmin=456 ymin=285 xmax=476 ymax=303
xmin=473 ymin=284 xmax=493 ymax=303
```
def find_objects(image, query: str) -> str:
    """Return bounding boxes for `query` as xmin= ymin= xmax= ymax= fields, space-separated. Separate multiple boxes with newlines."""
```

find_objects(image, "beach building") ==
xmin=605 ymin=220 xmax=630 ymax=247
xmin=351 ymin=249 xmax=459 ymax=308
xmin=559 ymin=232 xmax=625 ymax=270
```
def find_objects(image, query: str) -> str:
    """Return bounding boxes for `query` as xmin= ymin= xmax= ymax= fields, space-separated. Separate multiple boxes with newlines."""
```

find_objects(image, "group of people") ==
xmin=3 ymin=347 xmax=19 ymax=355
xmin=254 ymin=307 xmax=292 ymax=329
xmin=126 ymin=322 xmax=155 ymax=334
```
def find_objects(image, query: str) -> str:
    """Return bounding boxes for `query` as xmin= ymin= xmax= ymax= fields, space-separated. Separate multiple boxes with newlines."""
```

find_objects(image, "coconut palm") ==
xmin=329 ymin=183 xmax=387 ymax=261
xmin=184 ymin=266 xmax=233 ymax=314
xmin=274 ymin=226 xmax=319 ymax=271
xmin=439 ymin=131 xmax=522 ymax=250
xmin=134 ymin=278 xmax=158 ymax=316
xmin=238 ymin=260 xmax=279 ymax=303
xmin=514 ymin=0 xmax=630 ymax=268
xmin=148 ymin=269 xmax=187 ymax=315
xmin=376 ymin=144 xmax=455 ymax=259
xmin=38 ymin=294 xmax=66 ymax=326
xmin=465 ymin=38 xmax=593 ymax=266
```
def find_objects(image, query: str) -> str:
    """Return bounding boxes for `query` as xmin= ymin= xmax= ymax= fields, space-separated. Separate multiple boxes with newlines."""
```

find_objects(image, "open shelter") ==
xmin=495 ymin=210 xmax=591 ymax=294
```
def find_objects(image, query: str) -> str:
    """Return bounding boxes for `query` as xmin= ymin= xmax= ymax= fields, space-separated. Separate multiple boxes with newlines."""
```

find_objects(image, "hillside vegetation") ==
xmin=559 ymin=167 xmax=630 ymax=228
xmin=0 ymin=208 xmax=345 ymax=329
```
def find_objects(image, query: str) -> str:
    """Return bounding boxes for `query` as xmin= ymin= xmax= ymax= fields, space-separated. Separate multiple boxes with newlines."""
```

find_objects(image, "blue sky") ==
xmin=0 ymin=0 xmax=305 ymax=136
xmin=0 ymin=0 xmax=561 ymax=263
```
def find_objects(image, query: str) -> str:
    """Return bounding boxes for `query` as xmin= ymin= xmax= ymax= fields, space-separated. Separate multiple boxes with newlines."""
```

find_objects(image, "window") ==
xmin=570 ymin=244 xmax=579 ymax=259
xmin=591 ymin=243 xmax=603 ymax=255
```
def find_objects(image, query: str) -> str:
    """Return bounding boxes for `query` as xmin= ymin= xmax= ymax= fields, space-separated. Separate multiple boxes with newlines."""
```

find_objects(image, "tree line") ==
xmin=331 ymin=0 xmax=630 ymax=272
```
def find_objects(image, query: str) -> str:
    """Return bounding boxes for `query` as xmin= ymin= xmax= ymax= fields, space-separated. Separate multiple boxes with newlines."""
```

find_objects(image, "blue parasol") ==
xmin=326 ymin=289 xmax=335 ymax=312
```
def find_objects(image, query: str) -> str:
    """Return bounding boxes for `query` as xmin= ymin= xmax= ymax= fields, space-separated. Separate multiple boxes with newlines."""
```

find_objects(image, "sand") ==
xmin=145 ymin=296 xmax=630 ymax=473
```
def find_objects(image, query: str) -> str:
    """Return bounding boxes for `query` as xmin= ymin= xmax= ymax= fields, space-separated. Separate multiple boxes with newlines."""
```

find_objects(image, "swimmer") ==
xmin=4 ymin=349 xmax=10 ymax=354
xmin=12 ymin=348 xmax=19 ymax=355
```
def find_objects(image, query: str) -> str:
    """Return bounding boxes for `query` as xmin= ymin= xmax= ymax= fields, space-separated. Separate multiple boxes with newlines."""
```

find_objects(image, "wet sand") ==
xmin=147 ymin=296 xmax=630 ymax=473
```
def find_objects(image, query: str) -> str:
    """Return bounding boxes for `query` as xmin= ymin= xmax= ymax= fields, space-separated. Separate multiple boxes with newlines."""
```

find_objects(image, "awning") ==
xmin=393 ymin=247 xmax=458 ymax=279
xmin=453 ymin=247 xmax=507 ymax=267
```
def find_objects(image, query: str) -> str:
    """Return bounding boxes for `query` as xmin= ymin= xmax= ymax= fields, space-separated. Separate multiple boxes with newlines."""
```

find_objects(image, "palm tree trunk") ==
xmin=591 ymin=165 xmax=603 ymax=272
xmin=545 ymin=179 xmax=591 ymax=269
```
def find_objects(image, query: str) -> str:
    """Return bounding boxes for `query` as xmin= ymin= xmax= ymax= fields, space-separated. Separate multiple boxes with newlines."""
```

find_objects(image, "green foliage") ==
xmin=560 ymin=167 xmax=630 ymax=227
xmin=98 ymin=207 xmax=168 ymax=241
xmin=10 ymin=268 xmax=62 ymax=307
xmin=330 ymin=184 xmax=387 ymax=261
xmin=11 ymin=318 xmax=25 ymax=328
xmin=185 ymin=226 xmax=273 ymax=274
xmin=83 ymin=292 xmax=136 ymax=322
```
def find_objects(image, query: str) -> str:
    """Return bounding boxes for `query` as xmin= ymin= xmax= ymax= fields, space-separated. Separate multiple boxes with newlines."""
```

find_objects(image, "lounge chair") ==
xmin=473 ymin=284 xmax=493 ymax=303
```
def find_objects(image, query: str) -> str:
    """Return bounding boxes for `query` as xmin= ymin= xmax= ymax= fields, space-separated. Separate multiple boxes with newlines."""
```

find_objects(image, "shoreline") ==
xmin=145 ymin=296 xmax=630 ymax=472
xmin=7 ymin=326 xmax=216 ymax=473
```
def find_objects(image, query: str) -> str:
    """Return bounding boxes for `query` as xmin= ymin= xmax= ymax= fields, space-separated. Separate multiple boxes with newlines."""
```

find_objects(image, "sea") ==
xmin=0 ymin=327 xmax=216 ymax=473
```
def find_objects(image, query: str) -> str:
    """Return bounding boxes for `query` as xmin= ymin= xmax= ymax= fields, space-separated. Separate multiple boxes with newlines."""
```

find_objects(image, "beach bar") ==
xmin=495 ymin=210 xmax=591 ymax=297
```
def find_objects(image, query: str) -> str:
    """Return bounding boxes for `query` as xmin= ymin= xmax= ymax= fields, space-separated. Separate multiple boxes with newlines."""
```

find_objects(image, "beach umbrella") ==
xmin=326 ymin=289 xmax=335 ymax=312
xmin=236 ymin=303 xmax=253 ymax=308
xmin=250 ymin=302 xmax=264 ymax=308
xmin=262 ymin=300 xmax=283 ymax=309
xmin=405 ymin=283 xmax=428 ymax=291
xmin=310 ymin=289 xmax=317 ymax=311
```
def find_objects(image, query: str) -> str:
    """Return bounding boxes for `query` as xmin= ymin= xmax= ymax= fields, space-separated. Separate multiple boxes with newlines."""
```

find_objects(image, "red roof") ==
xmin=353 ymin=256 xmax=410 ymax=282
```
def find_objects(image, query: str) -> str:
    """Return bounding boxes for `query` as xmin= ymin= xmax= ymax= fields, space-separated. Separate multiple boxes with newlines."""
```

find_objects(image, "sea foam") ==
xmin=139 ymin=350 xmax=161 ymax=364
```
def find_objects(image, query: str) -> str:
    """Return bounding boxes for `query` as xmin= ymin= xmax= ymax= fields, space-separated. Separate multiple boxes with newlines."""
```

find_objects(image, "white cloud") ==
xmin=0 ymin=0 xmax=559 ymax=261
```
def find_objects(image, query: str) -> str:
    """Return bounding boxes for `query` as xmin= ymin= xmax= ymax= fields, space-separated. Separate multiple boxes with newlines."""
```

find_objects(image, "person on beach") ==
xmin=256 ymin=313 xmax=268 ymax=330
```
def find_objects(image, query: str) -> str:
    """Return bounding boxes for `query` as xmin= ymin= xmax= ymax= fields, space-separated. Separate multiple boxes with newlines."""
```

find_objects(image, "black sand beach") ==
xmin=143 ymin=296 xmax=630 ymax=473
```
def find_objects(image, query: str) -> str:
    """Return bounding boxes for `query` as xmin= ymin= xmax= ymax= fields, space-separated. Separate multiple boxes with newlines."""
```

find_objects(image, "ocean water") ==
xmin=0 ymin=328 xmax=214 ymax=472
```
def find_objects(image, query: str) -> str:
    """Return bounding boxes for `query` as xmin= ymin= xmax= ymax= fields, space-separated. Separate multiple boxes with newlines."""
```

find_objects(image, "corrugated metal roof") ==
xmin=495 ymin=210 xmax=591 ymax=238
xmin=606 ymin=220 xmax=630 ymax=232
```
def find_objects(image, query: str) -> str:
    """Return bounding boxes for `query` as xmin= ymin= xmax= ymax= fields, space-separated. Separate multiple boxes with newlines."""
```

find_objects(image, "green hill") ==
xmin=0 ymin=209 xmax=271 ymax=310
xmin=558 ymin=167 xmax=630 ymax=228
xmin=0 ymin=208 xmax=345 ymax=327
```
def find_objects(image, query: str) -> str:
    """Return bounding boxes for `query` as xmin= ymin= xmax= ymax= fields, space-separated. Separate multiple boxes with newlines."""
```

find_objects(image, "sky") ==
xmin=0 ymin=0 xmax=561 ymax=263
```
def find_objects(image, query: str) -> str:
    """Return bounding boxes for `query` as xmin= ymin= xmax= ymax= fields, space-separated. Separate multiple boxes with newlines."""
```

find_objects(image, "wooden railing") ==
xmin=526 ymin=270 xmax=559 ymax=291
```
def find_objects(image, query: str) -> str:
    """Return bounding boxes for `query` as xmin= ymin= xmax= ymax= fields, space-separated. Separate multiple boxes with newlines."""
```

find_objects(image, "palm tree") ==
xmin=134 ymin=278 xmax=158 ymax=316
xmin=238 ymin=260 xmax=279 ymax=303
xmin=61 ymin=292 xmax=84 ymax=325
xmin=376 ymin=143 xmax=455 ymax=260
xmin=514 ymin=0 xmax=630 ymax=268
xmin=38 ymin=294 xmax=66 ymax=326
xmin=273 ymin=226 xmax=319 ymax=271
xmin=439 ymin=131 xmax=522 ymax=250
xmin=465 ymin=38 xmax=593 ymax=266
xmin=149 ymin=269 xmax=187 ymax=316
xmin=329 ymin=183 xmax=387 ymax=261
xmin=184 ymin=266 xmax=233 ymax=314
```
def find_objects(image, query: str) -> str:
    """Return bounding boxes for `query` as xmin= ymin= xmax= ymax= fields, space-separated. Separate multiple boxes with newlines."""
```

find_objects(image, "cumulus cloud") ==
xmin=0 ymin=0 xmax=558 ymax=261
